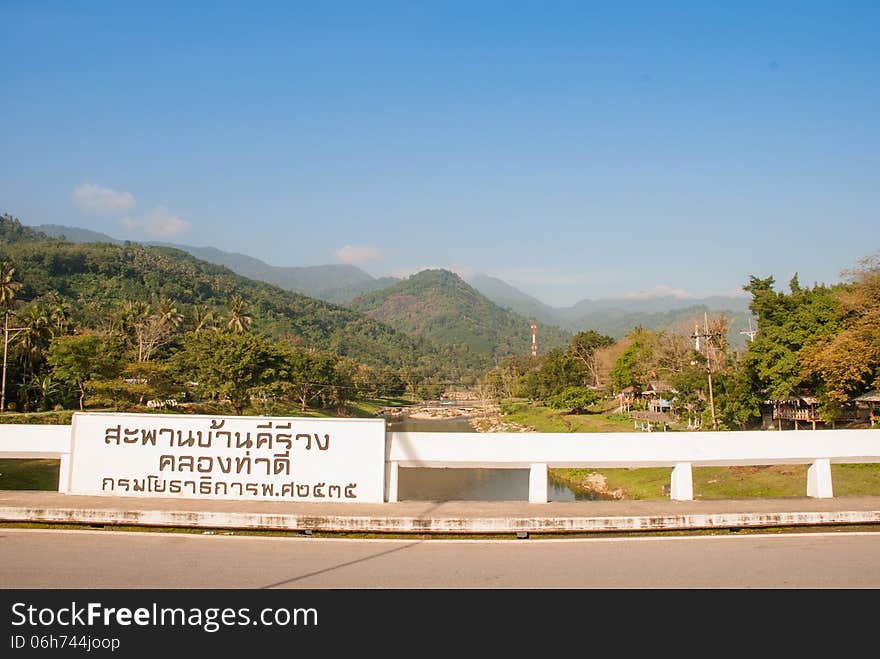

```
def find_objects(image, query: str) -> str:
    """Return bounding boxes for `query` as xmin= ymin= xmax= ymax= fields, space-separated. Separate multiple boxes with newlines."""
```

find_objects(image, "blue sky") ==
xmin=2 ymin=1 xmax=878 ymax=306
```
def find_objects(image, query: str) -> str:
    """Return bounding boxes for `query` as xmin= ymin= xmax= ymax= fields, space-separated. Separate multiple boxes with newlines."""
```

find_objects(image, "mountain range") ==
xmin=33 ymin=223 xmax=754 ymax=347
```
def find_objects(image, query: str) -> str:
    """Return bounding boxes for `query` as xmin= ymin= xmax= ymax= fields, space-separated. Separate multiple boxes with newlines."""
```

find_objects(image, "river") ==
xmin=386 ymin=415 xmax=599 ymax=502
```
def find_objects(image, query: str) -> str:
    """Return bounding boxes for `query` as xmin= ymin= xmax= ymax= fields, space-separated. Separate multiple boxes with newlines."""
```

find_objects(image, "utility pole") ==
xmin=739 ymin=317 xmax=758 ymax=342
xmin=1 ymin=311 xmax=28 ymax=414
xmin=691 ymin=312 xmax=723 ymax=431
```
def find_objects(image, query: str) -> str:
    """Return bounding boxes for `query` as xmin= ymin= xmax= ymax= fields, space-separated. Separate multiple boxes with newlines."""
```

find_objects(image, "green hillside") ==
xmin=2 ymin=214 xmax=438 ymax=373
xmin=33 ymin=224 xmax=399 ymax=304
xmin=349 ymin=269 xmax=571 ymax=362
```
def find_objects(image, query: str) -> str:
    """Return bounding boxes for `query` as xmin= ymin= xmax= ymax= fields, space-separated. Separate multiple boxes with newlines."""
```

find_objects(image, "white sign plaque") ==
xmin=68 ymin=412 xmax=386 ymax=503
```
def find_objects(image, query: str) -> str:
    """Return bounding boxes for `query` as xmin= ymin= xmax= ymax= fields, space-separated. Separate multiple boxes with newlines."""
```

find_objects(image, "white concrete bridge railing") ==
xmin=1 ymin=424 xmax=879 ymax=503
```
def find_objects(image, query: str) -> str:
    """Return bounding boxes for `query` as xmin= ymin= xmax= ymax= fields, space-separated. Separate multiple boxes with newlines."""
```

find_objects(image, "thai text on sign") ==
xmin=67 ymin=413 xmax=386 ymax=503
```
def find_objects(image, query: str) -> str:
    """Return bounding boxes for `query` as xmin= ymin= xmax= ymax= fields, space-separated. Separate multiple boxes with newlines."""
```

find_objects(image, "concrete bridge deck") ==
xmin=2 ymin=490 xmax=880 ymax=535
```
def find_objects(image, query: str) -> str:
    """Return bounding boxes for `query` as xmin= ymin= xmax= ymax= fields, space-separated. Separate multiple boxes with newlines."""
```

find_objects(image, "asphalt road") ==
xmin=2 ymin=528 xmax=879 ymax=588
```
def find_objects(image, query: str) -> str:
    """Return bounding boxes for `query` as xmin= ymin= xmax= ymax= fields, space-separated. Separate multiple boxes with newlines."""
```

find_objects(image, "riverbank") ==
xmin=379 ymin=400 xmax=536 ymax=433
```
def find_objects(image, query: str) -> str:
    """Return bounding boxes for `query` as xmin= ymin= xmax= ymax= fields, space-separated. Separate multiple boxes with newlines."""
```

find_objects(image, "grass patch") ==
xmin=500 ymin=401 xmax=635 ymax=433
xmin=0 ymin=459 xmax=60 ymax=490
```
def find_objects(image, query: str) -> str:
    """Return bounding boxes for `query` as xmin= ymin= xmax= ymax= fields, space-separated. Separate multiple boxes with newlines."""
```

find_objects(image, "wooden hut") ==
xmin=854 ymin=390 xmax=880 ymax=428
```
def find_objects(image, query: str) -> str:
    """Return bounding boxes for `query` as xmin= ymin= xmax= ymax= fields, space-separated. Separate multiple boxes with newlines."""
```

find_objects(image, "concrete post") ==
xmin=529 ymin=463 xmax=548 ymax=503
xmin=807 ymin=459 xmax=833 ymax=498
xmin=670 ymin=462 xmax=693 ymax=500
xmin=385 ymin=461 xmax=399 ymax=503
xmin=58 ymin=453 xmax=71 ymax=493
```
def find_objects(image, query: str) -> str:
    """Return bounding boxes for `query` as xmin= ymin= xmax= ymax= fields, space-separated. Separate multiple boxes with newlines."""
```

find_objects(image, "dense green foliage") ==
xmin=349 ymin=269 xmax=571 ymax=367
xmin=0 ymin=213 xmax=476 ymax=413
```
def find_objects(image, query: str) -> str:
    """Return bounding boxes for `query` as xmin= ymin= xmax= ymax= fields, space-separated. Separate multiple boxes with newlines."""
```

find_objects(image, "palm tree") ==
xmin=0 ymin=261 xmax=22 ymax=310
xmin=0 ymin=262 xmax=24 ymax=413
xmin=49 ymin=294 xmax=73 ymax=335
xmin=225 ymin=295 xmax=252 ymax=333
xmin=191 ymin=304 xmax=217 ymax=333
xmin=154 ymin=297 xmax=183 ymax=331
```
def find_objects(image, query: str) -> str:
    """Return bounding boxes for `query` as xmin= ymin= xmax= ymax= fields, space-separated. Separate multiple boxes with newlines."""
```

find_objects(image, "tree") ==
xmin=568 ymin=330 xmax=615 ymax=387
xmin=46 ymin=332 xmax=124 ymax=409
xmin=0 ymin=261 xmax=22 ymax=310
xmin=170 ymin=331 xmax=282 ymax=414
xmin=742 ymin=274 xmax=843 ymax=403
xmin=224 ymin=295 xmax=252 ymax=333
xmin=546 ymin=386 xmax=601 ymax=413
xmin=800 ymin=253 xmax=880 ymax=411
xmin=610 ymin=327 xmax=657 ymax=392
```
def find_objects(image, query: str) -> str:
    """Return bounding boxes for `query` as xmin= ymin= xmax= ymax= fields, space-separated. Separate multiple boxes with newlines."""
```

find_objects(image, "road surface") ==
xmin=2 ymin=528 xmax=879 ymax=588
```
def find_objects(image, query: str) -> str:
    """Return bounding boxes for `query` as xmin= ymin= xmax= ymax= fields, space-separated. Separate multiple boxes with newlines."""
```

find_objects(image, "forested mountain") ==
xmin=33 ymin=224 xmax=400 ymax=304
xmin=348 ymin=269 xmax=572 ymax=360
xmin=32 ymin=222 xmax=752 ymax=345
xmin=5 ymin=216 xmax=442 ymax=373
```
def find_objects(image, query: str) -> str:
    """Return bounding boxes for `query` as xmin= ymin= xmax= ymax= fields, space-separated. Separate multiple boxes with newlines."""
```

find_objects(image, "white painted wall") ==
xmin=2 ymin=424 xmax=879 ymax=503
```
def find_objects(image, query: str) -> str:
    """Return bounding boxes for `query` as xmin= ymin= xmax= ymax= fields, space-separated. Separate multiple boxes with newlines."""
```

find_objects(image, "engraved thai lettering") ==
xmin=261 ymin=483 xmax=274 ymax=496
xmin=197 ymin=456 xmax=213 ymax=473
xmin=273 ymin=452 xmax=291 ymax=475
xmin=246 ymin=483 xmax=258 ymax=496
xmin=275 ymin=433 xmax=292 ymax=450
xmin=154 ymin=479 xmax=167 ymax=493
xmin=197 ymin=430 xmax=211 ymax=448
xmin=214 ymin=482 xmax=227 ymax=495
xmin=210 ymin=419 xmax=225 ymax=429
xmin=184 ymin=480 xmax=196 ymax=494
xmin=256 ymin=432 xmax=273 ymax=450
xmin=159 ymin=455 xmax=175 ymax=471
xmin=315 ymin=433 xmax=330 ymax=451
xmin=159 ymin=428 xmax=174 ymax=446
xmin=141 ymin=428 xmax=157 ymax=446
xmin=132 ymin=478 xmax=146 ymax=492
xmin=345 ymin=483 xmax=357 ymax=498
xmin=235 ymin=431 xmax=253 ymax=449
xmin=231 ymin=482 xmax=243 ymax=495
xmin=123 ymin=428 xmax=140 ymax=443
xmin=216 ymin=430 xmax=231 ymax=447
xmin=314 ymin=482 xmax=325 ymax=497
xmin=215 ymin=456 xmax=233 ymax=474
xmin=254 ymin=457 xmax=271 ymax=475
xmin=329 ymin=484 xmax=341 ymax=498
xmin=296 ymin=433 xmax=312 ymax=449
xmin=169 ymin=480 xmax=182 ymax=493
xmin=118 ymin=478 xmax=130 ymax=491
xmin=105 ymin=425 xmax=121 ymax=445
xmin=234 ymin=451 xmax=252 ymax=475
xmin=147 ymin=475 xmax=158 ymax=492
xmin=178 ymin=455 xmax=195 ymax=472
xmin=199 ymin=476 xmax=212 ymax=495
xmin=102 ymin=478 xmax=115 ymax=491
xmin=178 ymin=430 xmax=195 ymax=447
xmin=256 ymin=421 xmax=273 ymax=428
xmin=296 ymin=484 xmax=309 ymax=497
xmin=281 ymin=483 xmax=294 ymax=497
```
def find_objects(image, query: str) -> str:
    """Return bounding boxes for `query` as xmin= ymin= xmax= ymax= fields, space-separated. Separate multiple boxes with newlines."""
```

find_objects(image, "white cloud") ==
xmin=335 ymin=245 xmax=384 ymax=264
xmin=72 ymin=183 xmax=135 ymax=214
xmin=120 ymin=207 xmax=189 ymax=237
xmin=623 ymin=285 xmax=693 ymax=300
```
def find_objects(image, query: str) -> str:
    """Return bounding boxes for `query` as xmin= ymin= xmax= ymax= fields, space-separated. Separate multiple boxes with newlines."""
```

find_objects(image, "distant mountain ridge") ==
xmin=33 ymin=222 xmax=754 ymax=346
xmin=33 ymin=224 xmax=399 ymax=304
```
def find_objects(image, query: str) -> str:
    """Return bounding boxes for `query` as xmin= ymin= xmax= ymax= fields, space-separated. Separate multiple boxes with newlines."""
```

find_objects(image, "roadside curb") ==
xmin=2 ymin=505 xmax=879 ymax=534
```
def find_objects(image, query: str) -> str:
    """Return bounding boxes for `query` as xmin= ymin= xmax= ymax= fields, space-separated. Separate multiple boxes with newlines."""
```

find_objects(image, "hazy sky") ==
xmin=2 ymin=1 xmax=878 ymax=306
